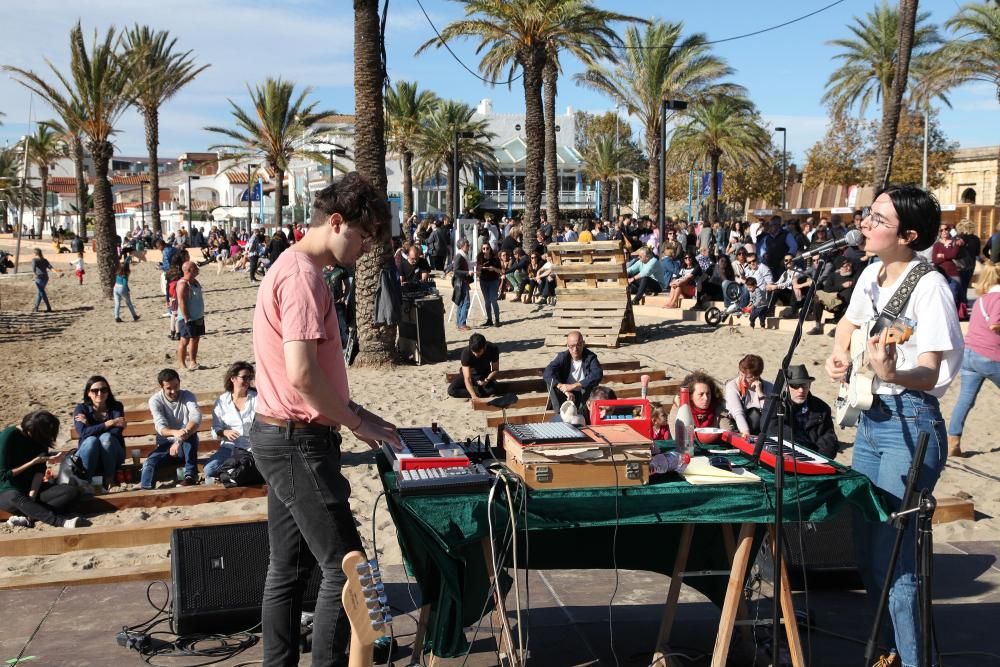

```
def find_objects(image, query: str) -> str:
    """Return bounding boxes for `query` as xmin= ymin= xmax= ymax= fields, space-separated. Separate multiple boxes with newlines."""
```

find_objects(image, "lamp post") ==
xmin=13 ymin=136 xmax=29 ymax=273
xmin=775 ymin=127 xmax=787 ymax=210
xmin=247 ymin=164 xmax=258 ymax=228
xmin=139 ymin=178 xmax=150 ymax=228
xmin=453 ymin=131 xmax=476 ymax=220
xmin=658 ymin=99 xmax=688 ymax=243
xmin=187 ymin=174 xmax=200 ymax=229
xmin=328 ymin=147 xmax=347 ymax=179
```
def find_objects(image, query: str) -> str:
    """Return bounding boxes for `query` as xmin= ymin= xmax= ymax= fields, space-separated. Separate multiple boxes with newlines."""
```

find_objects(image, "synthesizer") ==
xmin=723 ymin=432 xmax=838 ymax=476
xmin=395 ymin=463 xmax=492 ymax=496
xmin=382 ymin=426 xmax=470 ymax=471
xmin=503 ymin=422 xmax=593 ymax=447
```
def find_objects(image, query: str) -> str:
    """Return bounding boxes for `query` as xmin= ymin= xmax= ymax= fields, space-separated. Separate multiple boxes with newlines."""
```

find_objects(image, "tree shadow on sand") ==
xmin=0 ymin=306 xmax=95 ymax=343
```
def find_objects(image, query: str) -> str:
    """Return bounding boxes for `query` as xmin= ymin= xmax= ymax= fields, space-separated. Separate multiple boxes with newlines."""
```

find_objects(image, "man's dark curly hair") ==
xmin=310 ymin=172 xmax=390 ymax=242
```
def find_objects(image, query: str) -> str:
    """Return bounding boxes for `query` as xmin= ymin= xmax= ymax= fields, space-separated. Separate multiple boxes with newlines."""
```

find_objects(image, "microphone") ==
xmin=795 ymin=229 xmax=863 ymax=261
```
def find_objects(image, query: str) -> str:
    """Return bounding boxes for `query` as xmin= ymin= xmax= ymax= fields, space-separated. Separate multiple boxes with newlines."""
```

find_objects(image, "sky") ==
xmin=0 ymin=0 xmax=997 ymax=166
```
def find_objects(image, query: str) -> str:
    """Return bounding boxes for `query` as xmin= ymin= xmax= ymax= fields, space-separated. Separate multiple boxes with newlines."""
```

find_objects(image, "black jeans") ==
xmin=249 ymin=254 xmax=260 ymax=281
xmin=629 ymin=277 xmax=661 ymax=301
xmin=250 ymin=420 xmax=362 ymax=667
xmin=446 ymin=375 xmax=506 ymax=399
xmin=0 ymin=483 xmax=81 ymax=526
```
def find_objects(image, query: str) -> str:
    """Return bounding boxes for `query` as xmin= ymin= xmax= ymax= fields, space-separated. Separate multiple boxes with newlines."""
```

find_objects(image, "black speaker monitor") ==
xmin=170 ymin=520 xmax=321 ymax=635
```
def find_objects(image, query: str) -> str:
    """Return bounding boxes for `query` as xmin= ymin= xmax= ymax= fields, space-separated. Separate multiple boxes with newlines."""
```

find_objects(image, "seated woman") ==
xmin=73 ymin=376 xmax=127 ymax=490
xmin=1 ymin=410 xmax=88 ymax=528
xmin=662 ymin=252 xmax=703 ymax=308
xmin=723 ymin=354 xmax=774 ymax=439
xmin=668 ymin=371 xmax=735 ymax=431
xmin=204 ymin=362 xmax=258 ymax=481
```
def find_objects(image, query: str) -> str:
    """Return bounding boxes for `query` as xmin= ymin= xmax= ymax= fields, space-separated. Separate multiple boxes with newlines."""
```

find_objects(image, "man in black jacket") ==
xmin=543 ymin=331 xmax=603 ymax=410
xmin=778 ymin=364 xmax=839 ymax=459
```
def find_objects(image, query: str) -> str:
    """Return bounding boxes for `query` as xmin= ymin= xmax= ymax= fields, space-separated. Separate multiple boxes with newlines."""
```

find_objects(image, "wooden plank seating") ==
xmin=0 ymin=513 xmax=268 ymax=558
xmin=471 ymin=371 xmax=671 ymax=410
xmin=545 ymin=241 xmax=636 ymax=348
xmin=444 ymin=360 xmax=641 ymax=384
xmin=0 ymin=563 xmax=173 ymax=591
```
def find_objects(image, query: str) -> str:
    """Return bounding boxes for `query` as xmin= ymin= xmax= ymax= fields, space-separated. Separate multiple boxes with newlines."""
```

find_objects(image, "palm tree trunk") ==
xmin=709 ymin=152 xmax=721 ymax=223
xmin=645 ymin=127 xmax=660 ymax=216
xmin=402 ymin=150 xmax=414 ymax=219
xmin=39 ymin=165 xmax=49 ymax=236
xmin=601 ymin=179 xmax=612 ymax=221
xmin=273 ymin=166 xmax=285 ymax=226
xmin=144 ymin=109 xmax=163 ymax=236
xmin=520 ymin=44 xmax=547 ymax=252
xmin=353 ymin=0 xmax=395 ymax=367
xmin=90 ymin=140 xmax=117 ymax=299
xmin=995 ymin=149 xmax=1000 ymax=207
xmin=872 ymin=0 xmax=917 ymax=191
xmin=446 ymin=161 xmax=455 ymax=221
xmin=543 ymin=58 xmax=560 ymax=228
xmin=72 ymin=136 xmax=87 ymax=240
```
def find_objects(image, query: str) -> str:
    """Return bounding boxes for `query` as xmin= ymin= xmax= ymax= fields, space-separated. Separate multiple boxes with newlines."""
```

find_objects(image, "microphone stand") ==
xmin=745 ymin=254 xmax=828 ymax=662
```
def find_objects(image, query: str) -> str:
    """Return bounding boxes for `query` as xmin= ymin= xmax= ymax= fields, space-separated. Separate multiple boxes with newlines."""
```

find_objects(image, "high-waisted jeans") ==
xmin=250 ymin=420 xmax=362 ymax=667
xmin=852 ymin=390 xmax=947 ymax=667
xmin=948 ymin=347 xmax=1000 ymax=437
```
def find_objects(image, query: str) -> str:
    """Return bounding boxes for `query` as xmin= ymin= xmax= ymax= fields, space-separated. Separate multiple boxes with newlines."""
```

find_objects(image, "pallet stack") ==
xmin=545 ymin=241 xmax=635 ymax=348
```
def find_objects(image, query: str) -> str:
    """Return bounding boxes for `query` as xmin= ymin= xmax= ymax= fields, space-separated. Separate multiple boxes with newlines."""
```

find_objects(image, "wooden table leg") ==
xmin=711 ymin=523 xmax=756 ymax=667
xmin=721 ymin=524 xmax=755 ymax=654
xmin=651 ymin=523 xmax=695 ymax=667
xmin=481 ymin=537 xmax=522 ymax=667
xmin=770 ymin=527 xmax=806 ymax=667
xmin=412 ymin=604 xmax=430 ymax=664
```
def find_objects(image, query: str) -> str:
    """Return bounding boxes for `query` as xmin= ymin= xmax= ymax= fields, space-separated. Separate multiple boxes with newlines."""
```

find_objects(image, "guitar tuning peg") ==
xmin=377 ymin=594 xmax=388 ymax=606
xmin=382 ymin=612 xmax=393 ymax=625
xmin=367 ymin=558 xmax=379 ymax=571
xmin=355 ymin=562 xmax=370 ymax=575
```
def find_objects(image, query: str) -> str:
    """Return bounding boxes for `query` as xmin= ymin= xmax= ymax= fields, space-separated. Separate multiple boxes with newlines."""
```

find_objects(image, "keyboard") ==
xmin=395 ymin=463 xmax=492 ymax=495
xmin=383 ymin=426 xmax=470 ymax=471
xmin=504 ymin=422 xmax=593 ymax=446
xmin=724 ymin=433 xmax=838 ymax=476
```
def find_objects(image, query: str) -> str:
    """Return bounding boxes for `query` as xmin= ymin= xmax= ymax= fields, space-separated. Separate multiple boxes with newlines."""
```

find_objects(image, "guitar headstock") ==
xmin=342 ymin=550 xmax=390 ymax=649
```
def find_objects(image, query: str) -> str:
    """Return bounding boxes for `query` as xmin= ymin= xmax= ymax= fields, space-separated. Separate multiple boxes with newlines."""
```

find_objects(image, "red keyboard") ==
xmin=723 ymin=432 xmax=838 ymax=476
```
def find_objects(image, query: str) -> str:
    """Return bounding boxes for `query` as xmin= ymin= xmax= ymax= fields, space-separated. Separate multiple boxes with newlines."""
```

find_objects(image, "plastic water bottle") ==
xmin=650 ymin=451 xmax=691 ymax=474
xmin=674 ymin=387 xmax=695 ymax=455
xmin=431 ymin=386 xmax=438 ymax=402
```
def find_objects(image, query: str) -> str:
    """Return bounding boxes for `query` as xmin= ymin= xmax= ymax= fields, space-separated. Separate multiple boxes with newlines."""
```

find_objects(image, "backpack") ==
xmin=57 ymin=448 xmax=92 ymax=492
xmin=218 ymin=448 xmax=264 ymax=487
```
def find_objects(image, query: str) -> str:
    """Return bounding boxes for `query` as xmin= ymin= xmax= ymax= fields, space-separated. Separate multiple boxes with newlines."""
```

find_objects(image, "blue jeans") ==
xmin=852 ymin=391 xmax=946 ymax=667
xmin=140 ymin=434 xmax=199 ymax=488
xmin=77 ymin=432 xmax=125 ymax=483
xmin=456 ymin=290 xmax=471 ymax=326
xmin=481 ymin=279 xmax=500 ymax=323
xmin=113 ymin=284 xmax=138 ymax=320
xmin=948 ymin=347 xmax=1000 ymax=436
xmin=203 ymin=444 xmax=245 ymax=479
xmin=34 ymin=275 xmax=51 ymax=311
xmin=250 ymin=420 xmax=361 ymax=667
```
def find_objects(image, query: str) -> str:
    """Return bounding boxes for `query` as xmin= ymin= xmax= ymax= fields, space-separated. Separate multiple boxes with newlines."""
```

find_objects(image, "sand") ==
xmin=1 ymin=236 xmax=997 ymax=582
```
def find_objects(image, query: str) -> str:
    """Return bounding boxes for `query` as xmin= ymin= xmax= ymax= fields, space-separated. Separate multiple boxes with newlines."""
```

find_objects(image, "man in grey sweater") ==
xmin=141 ymin=368 xmax=202 ymax=489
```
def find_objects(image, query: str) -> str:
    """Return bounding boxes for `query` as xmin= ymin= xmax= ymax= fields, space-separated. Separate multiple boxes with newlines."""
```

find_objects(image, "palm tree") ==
xmin=0 ymin=147 xmax=41 ymax=219
xmin=538 ymin=1 xmax=639 ymax=229
xmin=668 ymin=96 xmax=771 ymax=223
xmin=123 ymin=25 xmax=209 ymax=236
xmin=19 ymin=125 xmax=67 ymax=237
xmin=943 ymin=2 xmax=1000 ymax=204
xmin=205 ymin=78 xmax=334 ymax=227
xmin=385 ymin=80 xmax=439 ymax=220
xmin=575 ymin=20 xmax=742 ymax=215
xmin=413 ymin=101 xmax=499 ymax=217
xmin=40 ymin=116 xmax=89 ymax=240
xmin=354 ymin=0 xmax=395 ymax=366
xmin=580 ymin=135 xmax=637 ymax=221
xmin=5 ymin=23 xmax=138 ymax=298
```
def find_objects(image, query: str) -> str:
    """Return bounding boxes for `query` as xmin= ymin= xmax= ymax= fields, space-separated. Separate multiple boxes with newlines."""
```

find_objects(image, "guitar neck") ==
xmin=348 ymin=634 xmax=374 ymax=667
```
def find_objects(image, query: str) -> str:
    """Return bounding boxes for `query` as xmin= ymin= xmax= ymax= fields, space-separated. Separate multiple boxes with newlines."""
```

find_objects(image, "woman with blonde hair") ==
xmin=947 ymin=261 xmax=1000 ymax=457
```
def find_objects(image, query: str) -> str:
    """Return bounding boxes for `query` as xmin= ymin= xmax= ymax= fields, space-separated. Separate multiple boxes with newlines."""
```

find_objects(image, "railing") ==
xmin=479 ymin=190 xmax=598 ymax=206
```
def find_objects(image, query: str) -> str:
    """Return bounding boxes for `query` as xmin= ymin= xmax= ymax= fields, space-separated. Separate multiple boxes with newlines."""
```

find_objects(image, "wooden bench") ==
xmin=444 ymin=359 xmax=642 ymax=385
xmin=470 ymin=371 xmax=671 ymax=410
xmin=65 ymin=399 xmax=220 ymax=457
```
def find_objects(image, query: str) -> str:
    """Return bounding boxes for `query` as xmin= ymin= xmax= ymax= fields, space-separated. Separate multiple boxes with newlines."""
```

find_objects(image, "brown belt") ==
xmin=254 ymin=413 xmax=340 ymax=432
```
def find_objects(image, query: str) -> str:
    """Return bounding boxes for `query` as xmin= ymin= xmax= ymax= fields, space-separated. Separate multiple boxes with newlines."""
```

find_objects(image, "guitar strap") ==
xmin=870 ymin=261 xmax=934 ymax=336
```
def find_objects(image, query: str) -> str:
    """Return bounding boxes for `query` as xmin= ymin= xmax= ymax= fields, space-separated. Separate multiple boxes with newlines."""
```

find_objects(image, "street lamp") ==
xmin=13 ymin=136 xmax=29 ymax=274
xmin=775 ymin=127 xmax=787 ymax=210
xmin=328 ymin=147 xmax=347 ymax=178
xmin=246 ymin=164 xmax=258 ymax=228
xmin=187 ymin=174 xmax=201 ymax=229
xmin=659 ymin=99 xmax=688 ymax=242
xmin=139 ymin=177 xmax=150 ymax=227
xmin=453 ymin=131 xmax=476 ymax=220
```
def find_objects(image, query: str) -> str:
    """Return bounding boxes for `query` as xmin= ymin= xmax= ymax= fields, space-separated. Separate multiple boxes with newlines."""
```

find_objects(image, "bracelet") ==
xmin=351 ymin=413 xmax=364 ymax=432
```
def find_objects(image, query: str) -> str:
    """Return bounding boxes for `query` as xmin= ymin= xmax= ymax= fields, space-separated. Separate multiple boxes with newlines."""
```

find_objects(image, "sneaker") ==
xmin=181 ymin=475 xmax=197 ymax=487
xmin=63 ymin=517 xmax=91 ymax=529
xmin=6 ymin=515 xmax=33 ymax=528
xmin=806 ymin=326 xmax=823 ymax=335
xmin=115 ymin=317 xmax=123 ymax=323
xmin=827 ymin=328 xmax=837 ymax=338
xmin=872 ymin=650 xmax=900 ymax=667
xmin=483 ymin=320 xmax=494 ymax=327
xmin=132 ymin=315 xmax=140 ymax=322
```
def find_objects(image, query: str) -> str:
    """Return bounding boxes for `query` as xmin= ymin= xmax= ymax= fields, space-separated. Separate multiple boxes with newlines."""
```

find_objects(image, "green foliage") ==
xmin=804 ymin=110 xmax=876 ymax=187
xmin=385 ymin=80 xmax=439 ymax=158
xmin=574 ymin=110 xmax=645 ymax=173
xmin=464 ymin=184 xmax=484 ymax=211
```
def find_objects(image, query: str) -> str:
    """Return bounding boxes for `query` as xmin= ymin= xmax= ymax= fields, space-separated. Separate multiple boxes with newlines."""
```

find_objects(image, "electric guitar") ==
xmin=834 ymin=317 xmax=914 ymax=427
xmin=342 ymin=550 xmax=392 ymax=667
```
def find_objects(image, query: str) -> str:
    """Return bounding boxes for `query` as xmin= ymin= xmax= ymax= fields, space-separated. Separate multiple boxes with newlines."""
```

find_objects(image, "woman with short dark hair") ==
xmin=0 ymin=411 xmax=87 ymax=528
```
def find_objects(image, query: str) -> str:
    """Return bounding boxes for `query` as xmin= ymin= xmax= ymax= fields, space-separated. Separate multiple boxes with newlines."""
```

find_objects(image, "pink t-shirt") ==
xmin=252 ymin=249 xmax=348 ymax=425
xmin=965 ymin=288 xmax=1000 ymax=362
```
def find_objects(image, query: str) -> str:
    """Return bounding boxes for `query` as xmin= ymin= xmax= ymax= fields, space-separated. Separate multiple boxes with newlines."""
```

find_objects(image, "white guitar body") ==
xmin=835 ymin=319 xmax=913 ymax=428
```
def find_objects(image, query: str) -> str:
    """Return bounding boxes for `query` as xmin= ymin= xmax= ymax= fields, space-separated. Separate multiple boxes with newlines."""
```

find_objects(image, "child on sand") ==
xmin=71 ymin=252 xmax=85 ymax=285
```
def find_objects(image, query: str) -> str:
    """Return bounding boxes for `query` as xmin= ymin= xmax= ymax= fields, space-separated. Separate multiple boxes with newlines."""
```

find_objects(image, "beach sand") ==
xmin=1 ymin=238 xmax=997 ymax=582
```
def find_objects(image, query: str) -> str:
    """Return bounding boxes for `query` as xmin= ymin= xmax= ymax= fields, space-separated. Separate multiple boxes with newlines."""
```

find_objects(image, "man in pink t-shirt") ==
xmin=250 ymin=172 xmax=401 ymax=667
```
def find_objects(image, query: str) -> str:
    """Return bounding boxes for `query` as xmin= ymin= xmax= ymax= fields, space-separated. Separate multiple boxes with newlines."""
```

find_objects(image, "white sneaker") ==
xmin=63 ymin=517 xmax=91 ymax=529
xmin=6 ymin=515 xmax=33 ymax=528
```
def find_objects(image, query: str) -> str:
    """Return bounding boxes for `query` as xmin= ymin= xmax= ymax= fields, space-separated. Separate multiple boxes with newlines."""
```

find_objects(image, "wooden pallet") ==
xmin=546 ymin=242 xmax=635 ymax=348
xmin=470 ymin=370 xmax=670 ymax=410
xmin=0 ymin=513 xmax=268 ymax=557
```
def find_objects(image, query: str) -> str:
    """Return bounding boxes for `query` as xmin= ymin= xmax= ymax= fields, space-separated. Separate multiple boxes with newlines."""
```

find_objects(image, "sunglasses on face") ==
xmin=90 ymin=387 xmax=109 ymax=394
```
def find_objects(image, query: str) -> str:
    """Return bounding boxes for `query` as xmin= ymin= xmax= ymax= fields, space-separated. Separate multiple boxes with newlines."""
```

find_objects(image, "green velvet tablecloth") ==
xmin=378 ymin=447 xmax=888 ymax=658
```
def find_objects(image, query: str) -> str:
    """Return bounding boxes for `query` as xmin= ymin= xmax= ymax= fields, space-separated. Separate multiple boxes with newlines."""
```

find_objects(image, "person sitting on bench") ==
xmin=543 ymin=330 xmax=604 ymax=410
xmin=447 ymin=333 xmax=505 ymax=399
xmin=142 ymin=368 xmax=201 ymax=489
